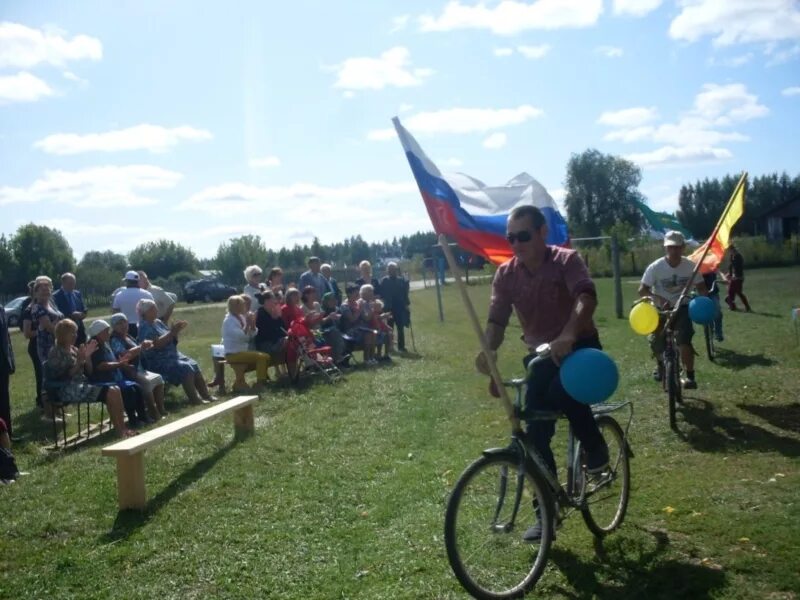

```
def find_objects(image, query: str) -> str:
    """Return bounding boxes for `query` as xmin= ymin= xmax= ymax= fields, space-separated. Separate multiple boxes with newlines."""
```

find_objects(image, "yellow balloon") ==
xmin=629 ymin=302 xmax=659 ymax=335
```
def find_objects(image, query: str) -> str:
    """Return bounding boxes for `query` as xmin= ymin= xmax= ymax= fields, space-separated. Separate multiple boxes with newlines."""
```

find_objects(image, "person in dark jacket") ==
xmin=52 ymin=272 xmax=88 ymax=345
xmin=0 ymin=303 xmax=15 ymax=436
xmin=379 ymin=262 xmax=411 ymax=352
xmin=725 ymin=244 xmax=752 ymax=312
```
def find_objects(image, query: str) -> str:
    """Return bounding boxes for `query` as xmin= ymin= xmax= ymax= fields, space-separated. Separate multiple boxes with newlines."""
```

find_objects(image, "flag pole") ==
xmin=668 ymin=171 xmax=747 ymax=324
xmin=437 ymin=234 xmax=522 ymax=433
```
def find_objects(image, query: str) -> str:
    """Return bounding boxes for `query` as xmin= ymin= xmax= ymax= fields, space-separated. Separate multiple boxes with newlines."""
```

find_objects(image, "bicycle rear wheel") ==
xmin=579 ymin=416 xmax=631 ymax=537
xmin=444 ymin=452 xmax=554 ymax=599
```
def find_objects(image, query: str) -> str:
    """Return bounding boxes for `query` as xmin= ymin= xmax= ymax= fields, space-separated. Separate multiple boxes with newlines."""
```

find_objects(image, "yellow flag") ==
xmin=717 ymin=181 xmax=745 ymax=249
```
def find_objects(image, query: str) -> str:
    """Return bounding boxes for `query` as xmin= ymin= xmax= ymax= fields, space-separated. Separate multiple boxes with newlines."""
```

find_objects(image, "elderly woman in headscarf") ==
xmin=242 ymin=265 xmax=266 ymax=307
xmin=86 ymin=319 xmax=150 ymax=428
xmin=108 ymin=312 xmax=167 ymax=419
xmin=137 ymin=298 xmax=216 ymax=406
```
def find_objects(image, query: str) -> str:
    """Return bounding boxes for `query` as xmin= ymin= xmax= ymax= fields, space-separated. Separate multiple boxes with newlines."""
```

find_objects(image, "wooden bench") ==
xmin=102 ymin=395 xmax=258 ymax=510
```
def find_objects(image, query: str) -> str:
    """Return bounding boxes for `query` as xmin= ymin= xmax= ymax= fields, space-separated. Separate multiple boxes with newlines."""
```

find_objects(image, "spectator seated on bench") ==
xmin=45 ymin=319 xmax=134 ymax=438
xmin=137 ymin=299 xmax=217 ymax=406
xmin=339 ymin=283 xmax=377 ymax=365
xmin=87 ymin=320 xmax=151 ymax=428
xmin=222 ymin=295 xmax=270 ymax=393
xmin=109 ymin=313 xmax=167 ymax=419
xmin=254 ymin=291 xmax=297 ymax=381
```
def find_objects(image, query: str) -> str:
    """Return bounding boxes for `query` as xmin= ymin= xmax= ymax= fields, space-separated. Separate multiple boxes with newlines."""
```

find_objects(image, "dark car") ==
xmin=3 ymin=296 xmax=28 ymax=327
xmin=183 ymin=279 xmax=237 ymax=303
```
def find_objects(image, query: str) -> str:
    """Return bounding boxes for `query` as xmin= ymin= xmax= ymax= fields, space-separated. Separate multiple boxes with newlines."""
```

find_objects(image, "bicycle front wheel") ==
xmin=444 ymin=452 xmax=554 ymax=599
xmin=665 ymin=352 xmax=681 ymax=429
xmin=704 ymin=324 xmax=716 ymax=361
xmin=579 ymin=416 xmax=631 ymax=537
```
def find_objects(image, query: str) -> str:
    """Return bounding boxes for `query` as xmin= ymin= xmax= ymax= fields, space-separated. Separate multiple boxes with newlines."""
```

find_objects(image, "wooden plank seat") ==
xmin=102 ymin=395 xmax=258 ymax=510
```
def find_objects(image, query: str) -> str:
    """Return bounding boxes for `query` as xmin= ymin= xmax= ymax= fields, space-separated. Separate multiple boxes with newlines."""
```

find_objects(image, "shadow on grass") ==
xmin=739 ymin=402 xmax=800 ymax=435
xmin=711 ymin=348 xmax=777 ymax=371
xmin=549 ymin=527 xmax=727 ymax=599
xmin=677 ymin=399 xmax=800 ymax=457
xmin=102 ymin=438 xmax=238 ymax=542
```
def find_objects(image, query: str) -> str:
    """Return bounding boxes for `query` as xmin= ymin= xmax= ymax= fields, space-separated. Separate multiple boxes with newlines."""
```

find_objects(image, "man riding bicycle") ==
xmin=639 ymin=230 xmax=707 ymax=390
xmin=476 ymin=205 xmax=609 ymax=541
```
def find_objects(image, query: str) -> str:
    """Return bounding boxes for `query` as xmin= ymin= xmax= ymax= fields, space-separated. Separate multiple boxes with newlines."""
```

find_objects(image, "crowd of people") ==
xmin=216 ymin=258 xmax=411 ymax=391
xmin=0 ymin=259 xmax=411 ymax=468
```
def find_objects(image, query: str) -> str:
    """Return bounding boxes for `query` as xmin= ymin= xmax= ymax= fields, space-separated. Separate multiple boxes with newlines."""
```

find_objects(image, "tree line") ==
xmin=1 ymin=148 xmax=796 ymax=297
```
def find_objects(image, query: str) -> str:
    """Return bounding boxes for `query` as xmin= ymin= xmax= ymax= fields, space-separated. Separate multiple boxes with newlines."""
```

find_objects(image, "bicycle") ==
xmin=701 ymin=282 xmax=721 ymax=361
xmin=633 ymin=297 xmax=684 ymax=430
xmin=444 ymin=345 xmax=633 ymax=599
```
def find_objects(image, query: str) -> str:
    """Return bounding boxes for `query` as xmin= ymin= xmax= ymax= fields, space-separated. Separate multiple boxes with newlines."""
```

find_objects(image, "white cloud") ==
xmin=782 ymin=86 xmax=800 ymax=96
xmin=669 ymin=0 xmax=800 ymax=47
xmin=613 ymin=0 xmax=662 ymax=17
xmin=600 ymin=83 xmax=767 ymax=168
xmin=692 ymin=83 xmax=768 ymax=125
xmin=399 ymin=103 xmax=414 ymax=113
xmin=708 ymin=52 xmax=753 ymax=67
xmin=624 ymin=146 xmax=732 ymax=167
xmin=0 ymin=71 xmax=53 ymax=104
xmin=178 ymin=180 xmax=418 ymax=216
xmin=368 ymin=105 xmax=543 ymax=140
xmin=483 ymin=132 xmax=508 ymax=149
xmin=33 ymin=124 xmax=213 ymax=154
xmin=248 ymin=155 xmax=281 ymax=168
xmin=390 ymin=15 xmax=410 ymax=32
xmin=597 ymin=106 xmax=658 ymax=127
xmin=0 ymin=22 xmax=102 ymax=68
xmin=494 ymin=47 xmax=514 ymax=56
xmin=0 ymin=165 xmax=182 ymax=207
xmin=595 ymin=45 xmax=624 ymax=57
xmin=62 ymin=70 xmax=87 ymax=83
xmin=517 ymin=44 xmax=551 ymax=59
xmin=330 ymin=47 xmax=434 ymax=91
xmin=442 ymin=157 xmax=463 ymax=167
xmin=765 ymin=43 xmax=800 ymax=66
xmin=419 ymin=0 xmax=603 ymax=35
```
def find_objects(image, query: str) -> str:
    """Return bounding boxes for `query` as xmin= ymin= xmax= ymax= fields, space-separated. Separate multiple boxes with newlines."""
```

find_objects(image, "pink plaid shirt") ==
xmin=488 ymin=246 xmax=598 ymax=349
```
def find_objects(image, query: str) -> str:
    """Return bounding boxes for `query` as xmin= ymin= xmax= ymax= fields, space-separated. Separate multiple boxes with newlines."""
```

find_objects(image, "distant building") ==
xmin=757 ymin=198 xmax=800 ymax=242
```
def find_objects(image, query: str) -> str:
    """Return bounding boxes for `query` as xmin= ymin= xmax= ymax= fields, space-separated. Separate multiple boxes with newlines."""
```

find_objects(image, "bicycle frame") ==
xmin=496 ymin=376 xmax=634 ymax=515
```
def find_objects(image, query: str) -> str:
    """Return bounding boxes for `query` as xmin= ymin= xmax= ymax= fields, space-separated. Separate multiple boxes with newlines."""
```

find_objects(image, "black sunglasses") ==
xmin=506 ymin=230 xmax=533 ymax=244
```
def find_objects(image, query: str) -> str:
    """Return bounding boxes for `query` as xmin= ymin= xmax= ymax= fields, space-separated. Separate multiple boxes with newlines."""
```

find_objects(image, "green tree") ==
xmin=214 ymin=235 xmax=269 ymax=284
xmin=564 ymin=149 xmax=644 ymax=238
xmin=128 ymin=240 xmax=198 ymax=279
xmin=9 ymin=224 xmax=76 ymax=290
xmin=0 ymin=235 xmax=17 ymax=294
xmin=78 ymin=250 xmax=128 ymax=273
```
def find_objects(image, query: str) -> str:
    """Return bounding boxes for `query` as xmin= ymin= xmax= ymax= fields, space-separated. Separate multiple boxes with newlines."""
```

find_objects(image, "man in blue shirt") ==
xmin=52 ymin=272 xmax=88 ymax=345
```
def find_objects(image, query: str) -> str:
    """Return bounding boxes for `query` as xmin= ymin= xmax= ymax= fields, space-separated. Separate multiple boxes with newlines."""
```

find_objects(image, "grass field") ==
xmin=2 ymin=266 xmax=799 ymax=599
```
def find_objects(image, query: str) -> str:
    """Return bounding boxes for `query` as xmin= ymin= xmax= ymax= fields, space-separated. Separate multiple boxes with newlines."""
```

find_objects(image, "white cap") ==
xmin=123 ymin=270 xmax=140 ymax=281
xmin=663 ymin=230 xmax=686 ymax=247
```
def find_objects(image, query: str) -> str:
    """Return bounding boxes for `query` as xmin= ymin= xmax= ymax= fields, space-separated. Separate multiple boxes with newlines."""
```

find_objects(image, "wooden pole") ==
xmin=611 ymin=236 xmax=623 ymax=319
xmin=437 ymin=234 xmax=521 ymax=433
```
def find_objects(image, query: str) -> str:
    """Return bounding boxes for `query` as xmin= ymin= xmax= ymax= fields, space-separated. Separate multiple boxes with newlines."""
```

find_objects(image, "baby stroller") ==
xmin=286 ymin=318 xmax=344 ymax=384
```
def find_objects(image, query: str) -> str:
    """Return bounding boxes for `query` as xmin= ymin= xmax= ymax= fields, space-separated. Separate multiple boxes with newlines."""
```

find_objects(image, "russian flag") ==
xmin=393 ymin=117 xmax=569 ymax=265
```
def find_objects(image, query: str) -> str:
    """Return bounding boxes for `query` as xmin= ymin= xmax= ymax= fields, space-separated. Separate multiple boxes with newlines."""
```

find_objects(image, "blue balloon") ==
xmin=559 ymin=348 xmax=619 ymax=405
xmin=689 ymin=296 xmax=716 ymax=325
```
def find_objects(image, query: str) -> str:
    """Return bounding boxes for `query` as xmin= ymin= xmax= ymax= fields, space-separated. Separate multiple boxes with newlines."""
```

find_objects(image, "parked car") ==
xmin=183 ymin=279 xmax=237 ymax=303
xmin=3 ymin=296 xmax=28 ymax=327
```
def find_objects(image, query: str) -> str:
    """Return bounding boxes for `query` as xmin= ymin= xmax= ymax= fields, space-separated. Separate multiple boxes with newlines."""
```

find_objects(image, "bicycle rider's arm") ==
xmin=476 ymin=270 xmax=512 ymax=374
xmin=550 ymin=292 xmax=596 ymax=365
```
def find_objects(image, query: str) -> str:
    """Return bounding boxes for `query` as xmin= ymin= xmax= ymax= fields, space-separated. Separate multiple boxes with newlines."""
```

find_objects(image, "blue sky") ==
xmin=1 ymin=0 xmax=799 ymax=259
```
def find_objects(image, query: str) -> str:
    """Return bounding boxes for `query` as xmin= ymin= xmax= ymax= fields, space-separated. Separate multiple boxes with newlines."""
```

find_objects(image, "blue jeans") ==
xmin=523 ymin=335 xmax=606 ymax=478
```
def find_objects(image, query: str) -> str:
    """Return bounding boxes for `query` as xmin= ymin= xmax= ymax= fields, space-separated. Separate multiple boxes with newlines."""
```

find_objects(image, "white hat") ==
xmin=663 ymin=230 xmax=686 ymax=247
xmin=87 ymin=319 xmax=111 ymax=338
xmin=123 ymin=270 xmax=139 ymax=282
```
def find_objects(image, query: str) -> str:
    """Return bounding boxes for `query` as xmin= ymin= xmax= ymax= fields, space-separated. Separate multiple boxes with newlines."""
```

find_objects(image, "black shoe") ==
xmin=585 ymin=443 xmax=610 ymax=474
xmin=523 ymin=507 xmax=559 ymax=542
xmin=379 ymin=355 xmax=392 ymax=363
xmin=682 ymin=377 xmax=697 ymax=390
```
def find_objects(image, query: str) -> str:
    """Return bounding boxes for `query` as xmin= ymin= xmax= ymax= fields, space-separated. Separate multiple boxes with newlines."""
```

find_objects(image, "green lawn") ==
xmin=2 ymin=267 xmax=799 ymax=599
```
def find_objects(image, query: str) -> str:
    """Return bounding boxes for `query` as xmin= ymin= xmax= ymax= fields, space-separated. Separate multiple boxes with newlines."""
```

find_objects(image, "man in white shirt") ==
xmin=639 ymin=231 xmax=707 ymax=389
xmin=112 ymin=271 xmax=155 ymax=338
xmin=138 ymin=270 xmax=176 ymax=323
